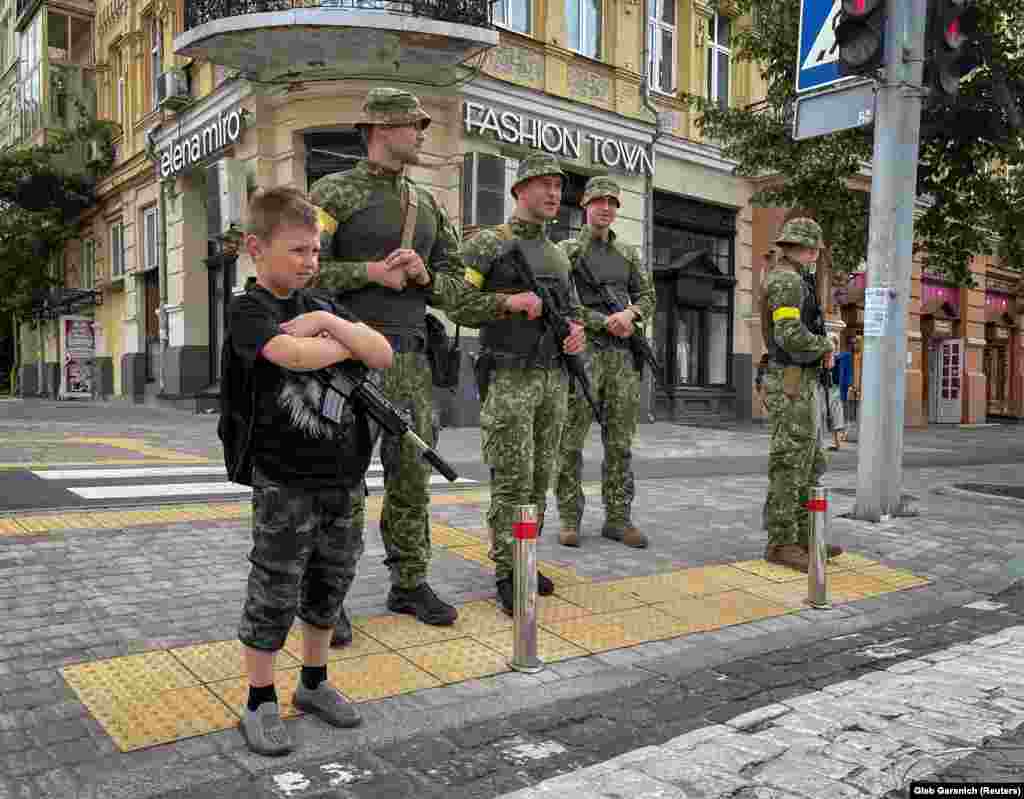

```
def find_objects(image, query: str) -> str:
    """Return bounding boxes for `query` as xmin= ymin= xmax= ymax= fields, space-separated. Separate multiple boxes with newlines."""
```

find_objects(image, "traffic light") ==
xmin=834 ymin=0 xmax=886 ymax=78
xmin=925 ymin=0 xmax=977 ymax=97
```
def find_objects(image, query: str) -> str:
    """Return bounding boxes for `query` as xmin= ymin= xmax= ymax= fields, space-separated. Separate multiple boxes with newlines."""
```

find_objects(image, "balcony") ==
xmin=175 ymin=0 xmax=498 ymax=83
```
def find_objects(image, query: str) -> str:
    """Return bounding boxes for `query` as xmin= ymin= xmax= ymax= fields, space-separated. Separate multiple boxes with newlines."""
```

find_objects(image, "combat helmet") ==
xmin=775 ymin=217 xmax=823 ymax=249
xmin=510 ymin=153 xmax=565 ymax=197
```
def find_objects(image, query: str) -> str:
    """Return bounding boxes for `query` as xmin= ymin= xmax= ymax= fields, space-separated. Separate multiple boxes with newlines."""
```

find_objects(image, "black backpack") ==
xmin=217 ymin=297 xmax=258 ymax=486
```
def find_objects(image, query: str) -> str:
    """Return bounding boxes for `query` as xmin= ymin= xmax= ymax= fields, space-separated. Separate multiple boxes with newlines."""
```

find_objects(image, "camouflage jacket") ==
xmin=559 ymin=225 xmax=655 ymax=343
xmin=762 ymin=255 xmax=833 ymax=366
xmin=447 ymin=217 xmax=583 ymax=328
xmin=308 ymin=159 xmax=467 ymax=311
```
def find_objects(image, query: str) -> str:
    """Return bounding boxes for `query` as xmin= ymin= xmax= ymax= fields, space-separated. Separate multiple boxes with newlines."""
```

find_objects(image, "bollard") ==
xmin=805 ymin=485 xmax=831 ymax=609
xmin=509 ymin=504 xmax=544 ymax=673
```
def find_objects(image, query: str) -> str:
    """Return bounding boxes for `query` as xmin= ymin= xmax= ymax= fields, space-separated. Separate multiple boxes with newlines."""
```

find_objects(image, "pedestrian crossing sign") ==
xmin=796 ymin=0 xmax=844 ymax=93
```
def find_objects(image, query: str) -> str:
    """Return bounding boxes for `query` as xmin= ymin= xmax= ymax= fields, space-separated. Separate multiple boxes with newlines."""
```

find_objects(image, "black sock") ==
xmin=247 ymin=684 xmax=277 ymax=711
xmin=301 ymin=665 xmax=327 ymax=690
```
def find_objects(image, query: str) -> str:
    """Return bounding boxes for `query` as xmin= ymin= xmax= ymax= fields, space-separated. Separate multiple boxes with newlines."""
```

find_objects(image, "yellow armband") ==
xmin=464 ymin=268 xmax=485 ymax=288
xmin=772 ymin=306 xmax=800 ymax=322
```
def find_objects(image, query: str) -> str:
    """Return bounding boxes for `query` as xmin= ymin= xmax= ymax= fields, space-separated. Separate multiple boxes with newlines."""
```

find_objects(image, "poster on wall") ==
xmin=59 ymin=315 xmax=95 ymax=399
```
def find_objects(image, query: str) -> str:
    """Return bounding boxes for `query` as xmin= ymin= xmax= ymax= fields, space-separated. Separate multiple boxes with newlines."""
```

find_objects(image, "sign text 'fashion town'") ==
xmin=463 ymin=101 xmax=654 ymax=176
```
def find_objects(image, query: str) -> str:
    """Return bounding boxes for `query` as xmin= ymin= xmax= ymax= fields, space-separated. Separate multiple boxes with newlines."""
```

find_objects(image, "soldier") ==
xmin=554 ymin=176 xmax=655 ymax=549
xmin=448 ymin=153 xmax=586 ymax=615
xmin=309 ymin=88 xmax=469 ymax=636
xmin=760 ymin=217 xmax=843 ymax=572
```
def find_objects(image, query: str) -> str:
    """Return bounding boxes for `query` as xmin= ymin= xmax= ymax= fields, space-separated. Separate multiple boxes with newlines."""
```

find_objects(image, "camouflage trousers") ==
xmin=556 ymin=347 xmax=640 ymax=528
xmin=481 ymin=365 xmax=568 ymax=581
xmin=238 ymin=465 xmax=365 ymax=651
xmin=376 ymin=350 xmax=438 ymax=590
xmin=762 ymin=366 xmax=828 ymax=548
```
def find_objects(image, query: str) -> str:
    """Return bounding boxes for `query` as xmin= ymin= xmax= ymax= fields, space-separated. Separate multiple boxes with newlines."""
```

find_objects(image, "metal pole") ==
xmin=806 ymin=485 xmax=830 ymax=608
xmin=854 ymin=0 xmax=925 ymax=521
xmin=509 ymin=504 xmax=544 ymax=673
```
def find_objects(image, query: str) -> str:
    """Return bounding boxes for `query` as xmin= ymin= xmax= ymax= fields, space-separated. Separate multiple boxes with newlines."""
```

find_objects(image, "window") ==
xmin=493 ymin=0 xmax=529 ymax=33
xmin=548 ymin=170 xmax=588 ymax=244
xmin=566 ymin=0 xmax=600 ymax=58
xmin=1 ymin=16 xmax=8 ymax=70
xmin=648 ymin=0 xmax=675 ymax=94
xmin=706 ymin=12 xmax=731 ymax=110
xmin=110 ymin=220 xmax=125 ymax=278
xmin=150 ymin=17 xmax=162 ymax=110
xmin=113 ymin=50 xmax=125 ymax=126
xmin=142 ymin=205 xmax=159 ymax=271
xmin=81 ymin=239 xmax=96 ymax=289
xmin=19 ymin=12 xmax=42 ymax=132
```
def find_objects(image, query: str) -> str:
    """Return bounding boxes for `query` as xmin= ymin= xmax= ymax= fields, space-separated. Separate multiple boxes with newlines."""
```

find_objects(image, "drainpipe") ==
xmin=639 ymin=0 xmax=663 ymax=421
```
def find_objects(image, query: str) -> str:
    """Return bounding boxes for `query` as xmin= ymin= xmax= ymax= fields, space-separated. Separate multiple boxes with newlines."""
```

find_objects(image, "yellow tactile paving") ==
xmin=401 ymin=638 xmax=511 ymax=683
xmin=829 ymin=552 xmax=880 ymax=570
xmin=326 ymin=653 xmax=442 ymax=701
xmin=67 ymin=437 xmax=207 ymax=462
xmin=448 ymin=600 xmax=514 ymax=636
xmin=654 ymin=590 xmax=793 ymax=630
xmin=0 ymin=518 xmax=24 ymax=535
xmin=169 ymin=640 xmax=300 ymax=683
xmin=208 ymin=667 xmax=303 ymax=719
xmin=730 ymin=559 xmax=809 ymax=583
xmin=541 ymin=607 xmax=689 ymax=652
xmin=553 ymin=583 xmax=647 ymax=614
xmin=90 ymin=686 xmax=239 ymax=751
xmin=352 ymin=613 xmax=465 ymax=649
xmin=826 ymin=573 xmax=895 ymax=602
xmin=283 ymin=627 xmax=389 ymax=663
xmin=449 ymin=544 xmax=496 ymax=571
xmin=475 ymin=628 xmax=589 ymax=663
xmin=430 ymin=523 xmax=484 ymax=548
xmin=534 ymin=561 xmax=592 ymax=585
xmin=61 ymin=651 xmax=200 ymax=704
xmin=858 ymin=565 xmax=932 ymax=589
xmin=741 ymin=580 xmax=816 ymax=610
xmin=535 ymin=595 xmax=594 ymax=624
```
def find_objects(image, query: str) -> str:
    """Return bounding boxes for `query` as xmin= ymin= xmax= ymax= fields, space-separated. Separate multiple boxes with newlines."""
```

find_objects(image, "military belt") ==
xmin=489 ymin=352 xmax=562 ymax=370
xmin=382 ymin=333 xmax=426 ymax=354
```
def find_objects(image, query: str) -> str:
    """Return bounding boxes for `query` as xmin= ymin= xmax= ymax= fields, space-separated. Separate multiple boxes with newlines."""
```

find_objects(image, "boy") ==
xmin=220 ymin=186 xmax=393 ymax=756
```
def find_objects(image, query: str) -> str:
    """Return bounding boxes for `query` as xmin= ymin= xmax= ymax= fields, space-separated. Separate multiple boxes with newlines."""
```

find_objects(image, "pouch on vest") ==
xmin=425 ymin=312 xmax=461 ymax=389
xmin=783 ymin=366 xmax=802 ymax=400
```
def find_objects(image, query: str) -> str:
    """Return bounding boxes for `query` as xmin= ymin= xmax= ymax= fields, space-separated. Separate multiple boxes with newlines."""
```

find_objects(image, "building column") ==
xmin=121 ymin=275 xmax=146 ymax=401
xmin=162 ymin=174 xmax=211 ymax=396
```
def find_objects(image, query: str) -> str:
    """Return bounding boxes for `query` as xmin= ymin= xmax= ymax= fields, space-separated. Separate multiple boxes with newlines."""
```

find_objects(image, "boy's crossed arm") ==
xmin=264 ymin=311 xmax=393 ymax=372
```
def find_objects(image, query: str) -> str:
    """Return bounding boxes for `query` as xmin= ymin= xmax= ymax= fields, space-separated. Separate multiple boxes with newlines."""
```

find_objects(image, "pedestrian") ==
xmin=448 ymin=153 xmax=587 ymax=615
xmin=554 ymin=176 xmax=656 ymax=549
xmin=830 ymin=345 xmax=853 ymax=449
xmin=220 ymin=186 xmax=394 ymax=756
xmin=309 ymin=88 xmax=471 ymax=637
xmin=759 ymin=217 xmax=843 ymax=572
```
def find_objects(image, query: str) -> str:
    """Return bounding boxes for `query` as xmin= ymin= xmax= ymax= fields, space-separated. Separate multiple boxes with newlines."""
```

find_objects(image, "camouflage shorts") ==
xmin=238 ymin=466 xmax=365 ymax=651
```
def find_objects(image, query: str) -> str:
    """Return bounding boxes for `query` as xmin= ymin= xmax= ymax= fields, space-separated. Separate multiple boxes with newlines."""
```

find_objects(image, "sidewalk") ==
xmin=1 ymin=401 xmax=1023 ymax=798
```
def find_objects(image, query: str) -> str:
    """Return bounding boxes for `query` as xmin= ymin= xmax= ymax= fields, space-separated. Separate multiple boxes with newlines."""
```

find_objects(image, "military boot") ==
xmin=764 ymin=544 xmax=810 ymax=573
xmin=387 ymin=583 xmax=458 ymax=626
xmin=602 ymin=522 xmax=648 ymax=549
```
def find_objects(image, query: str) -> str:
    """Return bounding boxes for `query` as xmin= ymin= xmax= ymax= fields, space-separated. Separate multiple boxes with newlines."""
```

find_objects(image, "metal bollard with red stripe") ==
xmin=510 ymin=504 xmax=545 ymax=673
xmin=805 ymin=485 xmax=831 ymax=609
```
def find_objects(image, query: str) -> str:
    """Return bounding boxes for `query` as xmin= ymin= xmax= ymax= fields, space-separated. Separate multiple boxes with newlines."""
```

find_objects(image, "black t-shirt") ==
xmin=227 ymin=285 xmax=371 ymax=488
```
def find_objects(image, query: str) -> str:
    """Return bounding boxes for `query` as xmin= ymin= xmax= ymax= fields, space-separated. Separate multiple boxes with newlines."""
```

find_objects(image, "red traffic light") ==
xmin=842 ymin=0 xmax=882 ymax=16
xmin=943 ymin=17 xmax=963 ymax=49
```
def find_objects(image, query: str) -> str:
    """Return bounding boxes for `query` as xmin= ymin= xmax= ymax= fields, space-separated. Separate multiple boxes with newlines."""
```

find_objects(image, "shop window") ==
xmin=566 ymin=0 xmax=600 ymax=59
xmin=648 ymin=0 xmax=676 ymax=94
xmin=706 ymin=12 xmax=731 ymax=110
xmin=494 ymin=0 xmax=530 ymax=33
xmin=81 ymin=239 xmax=96 ymax=289
xmin=463 ymin=152 xmax=511 ymax=229
xmin=110 ymin=219 xmax=125 ymax=278
xmin=548 ymin=170 xmax=588 ymax=244
xmin=150 ymin=17 xmax=163 ymax=110
xmin=142 ymin=205 xmax=159 ymax=272
xmin=305 ymin=130 xmax=367 ymax=188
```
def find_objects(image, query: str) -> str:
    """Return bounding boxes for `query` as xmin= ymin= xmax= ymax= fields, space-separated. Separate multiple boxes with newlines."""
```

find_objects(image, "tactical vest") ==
xmin=575 ymin=239 xmax=632 ymax=350
xmin=331 ymin=179 xmax=437 ymax=336
xmin=479 ymin=228 xmax=572 ymax=361
xmin=760 ymin=260 xmax=824 ymax=366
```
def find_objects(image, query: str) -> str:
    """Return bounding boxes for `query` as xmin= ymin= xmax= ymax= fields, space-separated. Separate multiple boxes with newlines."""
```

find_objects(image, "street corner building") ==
xmin=3 ymin=0 xmax=1022 ymax=426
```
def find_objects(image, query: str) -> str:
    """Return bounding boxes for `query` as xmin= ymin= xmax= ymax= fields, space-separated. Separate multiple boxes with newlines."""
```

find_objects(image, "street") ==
xmin=1 ymin=398 xmax=1023 ymax=798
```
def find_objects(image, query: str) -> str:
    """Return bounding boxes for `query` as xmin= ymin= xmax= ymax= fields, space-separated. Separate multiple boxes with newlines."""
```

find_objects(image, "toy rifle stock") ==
xmin=503 ymin=242 xmax=604 ymax=427
xmin=318 ymin=363 xmax=460 ymax=482
xmin=573 ymin=254 xmax=666 ymax=389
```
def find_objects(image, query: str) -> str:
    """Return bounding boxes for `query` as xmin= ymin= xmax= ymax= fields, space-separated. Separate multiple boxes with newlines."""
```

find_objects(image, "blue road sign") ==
xmin=796 ymin=0 xmax=843 ymax=93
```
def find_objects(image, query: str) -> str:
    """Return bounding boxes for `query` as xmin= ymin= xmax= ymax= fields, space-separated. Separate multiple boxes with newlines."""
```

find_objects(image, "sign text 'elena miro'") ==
xmin=463 ymin=101 xmax=653 ymax=176
xmin=159 ymin=108 xmax=245 ymax=179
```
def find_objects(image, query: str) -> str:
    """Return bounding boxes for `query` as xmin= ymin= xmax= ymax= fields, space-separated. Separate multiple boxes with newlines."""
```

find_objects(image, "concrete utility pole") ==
xmin=852 ymin=0 xmax=927 ymax=521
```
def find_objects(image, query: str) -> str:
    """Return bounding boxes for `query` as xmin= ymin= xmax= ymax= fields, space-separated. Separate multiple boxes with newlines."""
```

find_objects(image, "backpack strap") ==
xmin=400 ymin=180 xmax=419 ymax=250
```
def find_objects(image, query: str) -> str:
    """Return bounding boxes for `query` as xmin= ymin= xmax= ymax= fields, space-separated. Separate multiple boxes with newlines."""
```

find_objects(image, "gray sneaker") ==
xmin=293 ymin=681 xmax=362 ymax=728
xmin=239 ymin=702 xmax=293 ymax=756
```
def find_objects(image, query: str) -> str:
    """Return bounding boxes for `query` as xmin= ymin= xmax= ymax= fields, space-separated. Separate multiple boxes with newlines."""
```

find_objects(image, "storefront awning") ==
xmin=28 ymin=288 xmax=103 ymax=321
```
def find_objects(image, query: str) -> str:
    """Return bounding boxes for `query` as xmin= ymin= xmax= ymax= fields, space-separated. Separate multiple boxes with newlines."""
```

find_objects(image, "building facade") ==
xmin=5 ymin=0 xmax=1021 ymax=425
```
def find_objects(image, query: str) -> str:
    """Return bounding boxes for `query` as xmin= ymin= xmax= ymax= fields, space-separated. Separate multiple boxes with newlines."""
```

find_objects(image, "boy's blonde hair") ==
xmin=247 ymin=186 xmax=318 ymax=242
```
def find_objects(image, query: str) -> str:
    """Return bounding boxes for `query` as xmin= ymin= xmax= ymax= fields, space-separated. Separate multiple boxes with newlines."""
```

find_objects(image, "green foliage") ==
xmin=681 ymin=0 xmax=1024 ymax=286
xmin=0 ymin=100 xmax=119 ymax=316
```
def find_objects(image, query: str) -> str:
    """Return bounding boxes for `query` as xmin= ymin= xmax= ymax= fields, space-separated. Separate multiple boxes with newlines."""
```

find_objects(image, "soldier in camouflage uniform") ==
xmin=761 ymin=217 xmax=843 ymax=572
xmin=448 ymin=153 xmax=586 ymax=615
xmin=309 ymin=88 xmax=470 ymax=634
xmin=554 ymin=176 xmax=656 ymax=549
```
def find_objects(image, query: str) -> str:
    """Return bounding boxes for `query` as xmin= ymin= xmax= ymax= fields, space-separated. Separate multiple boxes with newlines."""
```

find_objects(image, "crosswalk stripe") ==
xmin=65 ymin=475 xmax=476 ymax=500
xmin=32 ymin=462 xmax=386 ymax=480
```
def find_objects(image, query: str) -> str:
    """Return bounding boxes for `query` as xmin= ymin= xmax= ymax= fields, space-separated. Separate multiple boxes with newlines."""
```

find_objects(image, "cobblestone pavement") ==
xmin=1 ymin=400 xmax=1023 ymax=798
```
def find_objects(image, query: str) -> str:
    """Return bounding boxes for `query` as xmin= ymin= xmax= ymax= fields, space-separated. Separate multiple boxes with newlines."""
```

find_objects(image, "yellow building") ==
xmin=9 ymin=0 xmax=771 ymax=422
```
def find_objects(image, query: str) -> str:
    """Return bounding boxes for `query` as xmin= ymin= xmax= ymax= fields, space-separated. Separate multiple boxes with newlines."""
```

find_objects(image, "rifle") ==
xmin=316 ymin=362 xmax=459 ymax=482
xmin=572 ymin=253 xmax=665 ymax=388
xmin=502 ymin=242 xmax=605 ymax=427
xmin=803 ymin=272 xmax=835 ymax=432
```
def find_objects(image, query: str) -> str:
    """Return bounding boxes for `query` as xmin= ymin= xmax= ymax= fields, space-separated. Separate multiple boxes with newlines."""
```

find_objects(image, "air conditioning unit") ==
xmin=157 ymin=70 xmax=190 ymax=111
xmin=206 ymin=158 xmax=245 ymax=238
xmin=462 ymin=152 xmax=516 ymax=229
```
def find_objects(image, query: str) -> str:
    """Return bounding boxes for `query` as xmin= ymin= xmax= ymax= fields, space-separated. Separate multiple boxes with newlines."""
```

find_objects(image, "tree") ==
xmin=681 ymin=0 xmax=1024 ymax=286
